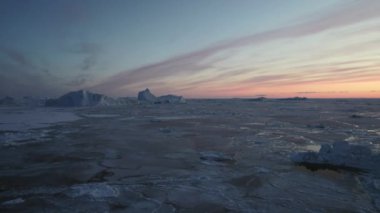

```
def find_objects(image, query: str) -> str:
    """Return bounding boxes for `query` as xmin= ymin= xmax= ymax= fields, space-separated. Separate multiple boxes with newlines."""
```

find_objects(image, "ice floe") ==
xmin=65 ymin=183 xmax=119 ymax=199
xmin=1 ymin=198 xmax=25 ymax=205
xmin=200 ymin=151 xmax=235 ymax=165
xmin=291 ymin=141 xmax=379 ymax=172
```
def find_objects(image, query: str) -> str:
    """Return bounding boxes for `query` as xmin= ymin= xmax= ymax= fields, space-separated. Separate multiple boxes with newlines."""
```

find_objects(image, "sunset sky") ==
xmin=1 ymin=0 xmax=380 ymax=98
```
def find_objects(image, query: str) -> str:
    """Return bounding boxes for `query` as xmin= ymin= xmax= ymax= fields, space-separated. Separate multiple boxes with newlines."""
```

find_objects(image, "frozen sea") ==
xmin=0 ymin=99 xmax=380 ymax=212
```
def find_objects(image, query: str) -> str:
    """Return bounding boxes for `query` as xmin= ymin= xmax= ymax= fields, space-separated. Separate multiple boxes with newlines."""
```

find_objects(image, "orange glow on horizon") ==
xmin=179 ymin=80 xmax=380 ymax=99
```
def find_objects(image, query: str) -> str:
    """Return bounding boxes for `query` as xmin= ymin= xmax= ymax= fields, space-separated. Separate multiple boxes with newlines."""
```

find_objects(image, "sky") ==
xmin=0 ymin=0 xmax=380 ymax=98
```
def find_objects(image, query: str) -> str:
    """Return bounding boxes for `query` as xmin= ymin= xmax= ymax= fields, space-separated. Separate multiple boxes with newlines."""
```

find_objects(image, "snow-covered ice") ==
xmin=65 ymin=183 xmax=119 ymax=199
xmin=0 ymin=108 xmax=80 ymax=132
xmin=0 ymin=108 xmax=80 ymax=145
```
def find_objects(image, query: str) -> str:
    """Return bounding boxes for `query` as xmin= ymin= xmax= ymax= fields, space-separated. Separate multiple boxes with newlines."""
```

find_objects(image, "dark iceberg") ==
xmin=137 ymin=88 xmax=158 ymax=103
xmin=278 ymin=97 xmax=307 ymax=101
xmin=158 ymin=95 xmax=186 ymax=104
xmin=137 ymin=88 xmax=186 ymax=104
xmin=45 ymin=90 xmax=113 ymax=107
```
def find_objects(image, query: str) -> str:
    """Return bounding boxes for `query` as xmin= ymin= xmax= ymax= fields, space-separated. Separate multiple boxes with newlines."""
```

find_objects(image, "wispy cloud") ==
xmin=0 ymin=46 xmax=35 ymax=68
xmin=65 ymin=75 xmax=87 ymax=87
xmin=0 ymin=47 xmax=64 ymax=97
xmin=68 ymin=42 xmax=103 ymax=71
xmin=0 ymin=61 xmax=62 ymax=97
xmin=91 ymin=1 xmax=380 ymax=97
xmin=297 ymin=91 xmax=319 ymax=94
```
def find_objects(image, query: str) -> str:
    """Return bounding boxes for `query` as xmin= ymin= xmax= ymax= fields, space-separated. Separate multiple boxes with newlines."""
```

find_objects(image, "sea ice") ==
xmin=0 ymin=108 xmax=80 ymax=144
xmin=0 ymin=108 xmax=80 ymax=132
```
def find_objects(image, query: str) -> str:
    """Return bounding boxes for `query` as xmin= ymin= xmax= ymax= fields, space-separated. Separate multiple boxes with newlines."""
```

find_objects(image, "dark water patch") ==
xmin=229 ymin=174 xmax=263 ymax=192
xmin=350 ymin=114 xmax=363 ymax=119
xmin=306 ymin=124 xmax=325 ymax=129
xmin=0 ymin=174 xmax=81 ymax=191
xmin=296 ymin=162 xmax=368 ymax=174
xmin=109 ymin=202 xmax=128 ymax=210
xmin=87 ymin=169 xmax=114 ymax=182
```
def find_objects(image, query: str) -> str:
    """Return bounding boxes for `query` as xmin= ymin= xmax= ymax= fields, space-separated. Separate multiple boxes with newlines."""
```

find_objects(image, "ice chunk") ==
xmin=2 ymin=198 xmax=25 ymax=205
xmin=65 ymin=183 xmax=119 ymax=198
xmin=200 ymin=151 xmax=235 ymax=165
xmin=291 ymin=142 xmax=375 ymax=172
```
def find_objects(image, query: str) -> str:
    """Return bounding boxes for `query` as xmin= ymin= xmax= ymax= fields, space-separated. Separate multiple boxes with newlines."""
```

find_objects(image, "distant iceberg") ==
xmin=45 ymin=90 xmax=114 ymax=107
xmin=137 ymin=88 xmax=186 ymax=104
xmin=278 ymin=97 xmax=307 ymax=101
xmin=158 ymin=95 xmax=186 ymax=104
xmin=137 ymin=88 xmax=158 ymax=103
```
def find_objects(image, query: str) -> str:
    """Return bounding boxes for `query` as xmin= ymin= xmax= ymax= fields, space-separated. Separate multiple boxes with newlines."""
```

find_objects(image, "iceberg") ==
xmin=137 ymin=88 xmax=157 ymax=103
xmin=45 ymin=90 xmax=114 ymax=107
xmin=137 ymin=88 xmax=186 ymax=104
xmin=158 ymin=94 xmax=186 ymax=104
